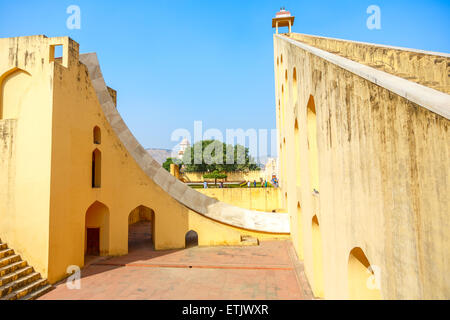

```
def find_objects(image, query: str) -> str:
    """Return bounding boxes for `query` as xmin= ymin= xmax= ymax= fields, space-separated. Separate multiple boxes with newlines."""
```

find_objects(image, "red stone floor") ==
xmin=40 ymin=222 xmax=313 ymax=300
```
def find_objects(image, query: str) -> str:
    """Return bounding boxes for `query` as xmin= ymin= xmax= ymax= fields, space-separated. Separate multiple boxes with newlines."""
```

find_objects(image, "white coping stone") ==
xmin=291 ymin=32 xmax=450 ymax=58
xmin=276 ymin=34 xmax=450 ymax=120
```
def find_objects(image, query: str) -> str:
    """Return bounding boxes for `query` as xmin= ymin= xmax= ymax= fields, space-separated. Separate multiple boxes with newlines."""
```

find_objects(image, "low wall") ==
xmin=183 ymin=170 xmax=265 ymax=183
xmin=196 ymin=188 xmax=283 ymax=212
xmin=287 ymin=33 xmax=450 ymax=94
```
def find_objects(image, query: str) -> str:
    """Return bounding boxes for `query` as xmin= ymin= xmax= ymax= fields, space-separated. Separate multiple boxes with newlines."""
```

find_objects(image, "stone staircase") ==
xmin=0 ymin=238 xmax=53 ymax=300
xmin=240 ymin=235 xmax=259 ymax=246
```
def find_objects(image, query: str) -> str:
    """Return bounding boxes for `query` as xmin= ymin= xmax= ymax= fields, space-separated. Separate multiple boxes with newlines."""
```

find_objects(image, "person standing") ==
xmin=253 ymin=180 xmax=257 ymax=188
xmin=247 ymin=181 xmax=251 ymax=188
xmin=203 ymin=181 xmax=208 ymax=189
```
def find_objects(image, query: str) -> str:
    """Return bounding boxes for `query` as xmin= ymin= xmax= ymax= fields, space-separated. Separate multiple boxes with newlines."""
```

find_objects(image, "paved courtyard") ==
xmin=40 ymin=223 xmax=313 ymax=300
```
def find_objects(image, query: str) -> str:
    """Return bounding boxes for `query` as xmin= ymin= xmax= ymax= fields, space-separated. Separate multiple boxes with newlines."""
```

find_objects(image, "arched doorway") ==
xmin=348 ymin=247 xmax=382 ymax=300
xmin=85 ymin=201 xmax=110 ymax=258
xmin=312 ymin=215 xmax=324 ymax=298
xmin=93 ymin=126 xmax=101 ymax=144
xmin=1 ymin=68 xmax=32 ymax=119
xmin=185 ymin=230 xmax=199 ymax=248
xmin=128 ymin=206 xmax=155 ymax=251
xmin=296 ymin=202 xmax=303 ymax=259
xmin=307 ymin=95 xmax=319 ymax=193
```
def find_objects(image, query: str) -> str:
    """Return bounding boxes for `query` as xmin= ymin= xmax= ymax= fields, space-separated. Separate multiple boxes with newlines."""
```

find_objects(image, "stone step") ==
xmin=0 ymin=266 xmax=34 ymax=287
xmin=0 ymin=243 xmax=7 ymax=250
xmin=0 ymin=272 xmax=41 ymax=298
xmin=1 ymin=278 xmax=48 ymax=300
xmin=0 ymin=248 xmax=14 ymax=259
xmin=240 ymin=236 xmax=259 ymax=246
xmin=0 ymin=260 xmax=28 ymax=277
xmin=0 ymin=254 xmax=21 ymax=268
xmin=20 ymin=284 xmax=53 ymax=300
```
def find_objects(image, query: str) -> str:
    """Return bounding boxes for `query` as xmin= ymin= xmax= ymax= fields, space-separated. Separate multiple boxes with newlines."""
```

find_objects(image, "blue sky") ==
xmin=1 ymin=0 xmax=449 ymax=157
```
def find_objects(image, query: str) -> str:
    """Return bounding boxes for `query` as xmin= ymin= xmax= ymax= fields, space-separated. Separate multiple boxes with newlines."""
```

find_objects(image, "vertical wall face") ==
xmin=274 ymin=34 xmax=450 ymax=299
xmin=0 ymin=36 xmax=55 ymax=278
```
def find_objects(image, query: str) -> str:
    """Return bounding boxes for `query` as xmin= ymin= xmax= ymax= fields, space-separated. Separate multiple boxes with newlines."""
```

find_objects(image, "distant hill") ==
xmin=146 ymin=148 xmax=176 ymax=165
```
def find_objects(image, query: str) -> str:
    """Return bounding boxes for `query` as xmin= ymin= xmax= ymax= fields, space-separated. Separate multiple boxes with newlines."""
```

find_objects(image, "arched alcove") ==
xmin=348 ymin=247 xmax=382 ymax=300
xmin=92 ymin=149 xmax=102 ymax=188
xmin=128 ymin=206 xmax=155 ymax=251
xmin=85 ymin=201 xmax=110 ymax=257
xmin=312 ymin=215 xmax=324 ymax=298
xmin=0 ymin=68 xmax=32 ymax=119
xmin=185 ymin=230 xmax=199 ymax=248
xmin=93 ymin=126 xmax=101 ymax=144
xmin=307 ymin=95 xmax=319 ymax=193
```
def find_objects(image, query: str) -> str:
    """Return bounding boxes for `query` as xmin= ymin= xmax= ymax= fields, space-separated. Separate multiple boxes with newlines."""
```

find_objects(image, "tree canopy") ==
xmin=182 ymin=140 xmax=259 ymax=173
xmin=203 ymin=170 xmax=228 ymax=186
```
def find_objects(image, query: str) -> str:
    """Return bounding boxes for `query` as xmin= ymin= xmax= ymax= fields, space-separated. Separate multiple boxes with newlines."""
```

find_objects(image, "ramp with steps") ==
xmin=0 ymin=239 xmax=53 ymax=300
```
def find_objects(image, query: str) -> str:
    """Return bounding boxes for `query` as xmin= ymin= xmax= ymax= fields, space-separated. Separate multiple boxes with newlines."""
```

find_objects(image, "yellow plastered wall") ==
xmin=274 ymin=33 xmax=450 ymax=299
xmin=45 ymin=39 xmax=196 ymax=283
xmin=348 ymin=247 xmax=382 ymax=300
xmin=0 ymin=36 xmax=54 ymax=278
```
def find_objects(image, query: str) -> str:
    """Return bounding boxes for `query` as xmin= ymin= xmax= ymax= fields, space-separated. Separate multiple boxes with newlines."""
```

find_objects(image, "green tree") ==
xmin=162 ymin=157 xmax=175 ymax=172
xmin=182 ymin=140 xmax=259 ymax=173
xmin=203 ymin=170 xmax=228 ymax=186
